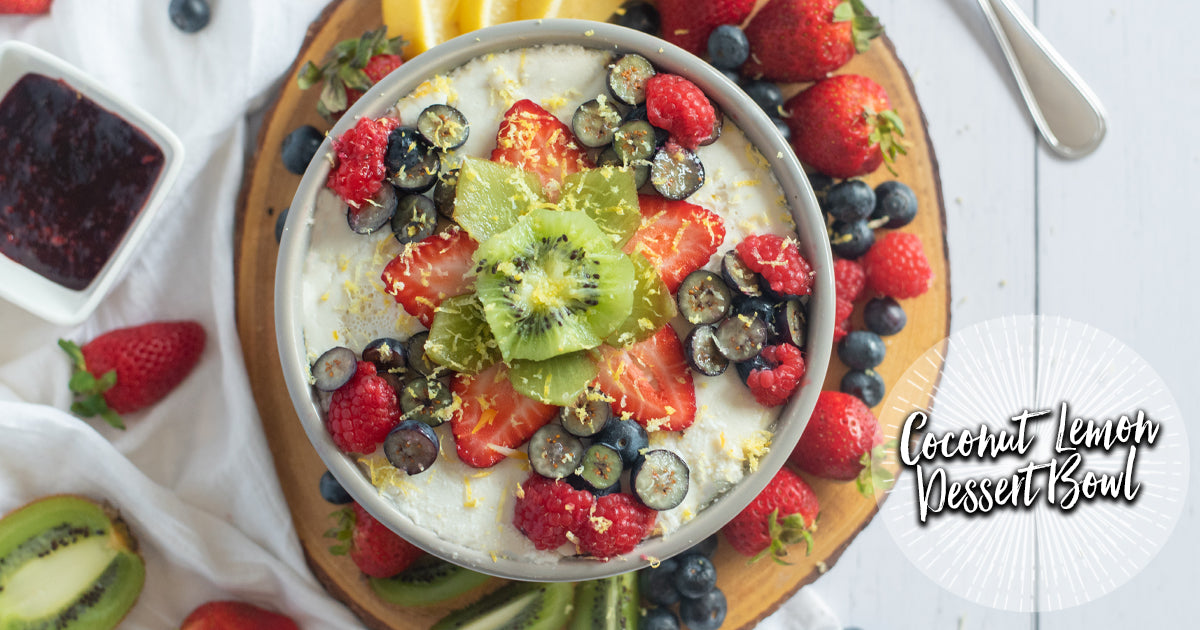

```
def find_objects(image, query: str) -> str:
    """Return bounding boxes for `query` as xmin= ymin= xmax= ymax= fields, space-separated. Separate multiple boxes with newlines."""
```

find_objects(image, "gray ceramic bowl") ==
xmin=276 ymin=19 xmax=834 ymax=582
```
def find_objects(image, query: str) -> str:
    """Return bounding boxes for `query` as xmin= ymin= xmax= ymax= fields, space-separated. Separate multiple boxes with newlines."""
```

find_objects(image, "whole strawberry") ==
xmin=297 ymin=28 xmax=405 ymax=119
xmin=657 ymin=0 xmax=756 ymax=56
xmin=59 ymin=320 xmax=206 ymax=429
xmin=574 ymin=492 xmax=656 ymax=560
xmin=723 ymin=466 xmax=818 ymax=563
xmin=327 ymin=503 xmax=424 ymax=578
xmin=326 ymin=361 xmax=401 ymax=454
xmin=181 ymin=601 xmax=299 ymax=630
xmin=789 ymin=391 xmax=892 ymax=496
xmin=785 ymin=74 xmax=906 ymax=179
xmin=742 ymin=0 xmax=882 ymax=82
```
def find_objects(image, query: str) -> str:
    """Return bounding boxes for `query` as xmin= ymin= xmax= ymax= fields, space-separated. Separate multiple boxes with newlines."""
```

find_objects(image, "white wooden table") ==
xmin=811 ymin=0 xmax=1200 ymax=627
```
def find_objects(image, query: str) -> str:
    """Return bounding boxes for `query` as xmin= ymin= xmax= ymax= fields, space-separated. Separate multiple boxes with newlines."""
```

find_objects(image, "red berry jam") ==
xmin=0 ymin=73 xmax=165 ymax=290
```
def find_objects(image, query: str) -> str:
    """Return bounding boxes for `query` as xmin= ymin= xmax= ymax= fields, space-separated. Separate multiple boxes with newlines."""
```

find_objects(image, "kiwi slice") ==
xmin=0 ymin=495 xmax=145 ymax=630
xmin=370 ymin=555 xmax=492 ymax=607
xmin=431 ymin=580 xmax=575 ymax=630
xmin=474 ymin=209 xmax=634 ymax=362
xmin=605 ymin=250 xmax=677 ymax=347
xmin=568 ymin=572 xmax=639 ymax=630
xmin=508 ymin=351 xmax=599 ymax=405
xmin=451 ymin=157 xmax=547 ymax=242
xmin=426 ymin=294 xmax=500 ymax=374
xmin=558 ymin=166 xmax=641 ymax=248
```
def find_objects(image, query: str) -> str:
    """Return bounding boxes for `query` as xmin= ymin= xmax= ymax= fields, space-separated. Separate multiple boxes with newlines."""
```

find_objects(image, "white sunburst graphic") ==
xmin=875 ymin=316 xmax=1188 ymax=613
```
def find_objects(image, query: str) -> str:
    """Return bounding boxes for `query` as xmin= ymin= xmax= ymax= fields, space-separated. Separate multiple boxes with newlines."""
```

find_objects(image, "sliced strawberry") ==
xmin=623 ymin=195 xmax=726 ymax=293
xmin=381 ymin=228 xmax=477 ymax=327
xmin=490 ymin=99 xmax=592 ymax=198
xmin=450 ymin=363 xmax=558 ymax=468
xmin=595 ymin=325 xmax=696 ymax=432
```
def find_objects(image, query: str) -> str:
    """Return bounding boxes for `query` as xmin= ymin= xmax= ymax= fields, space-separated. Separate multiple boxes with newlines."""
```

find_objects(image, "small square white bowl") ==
xmin=0 ymin=41 xmax=184 ymax=327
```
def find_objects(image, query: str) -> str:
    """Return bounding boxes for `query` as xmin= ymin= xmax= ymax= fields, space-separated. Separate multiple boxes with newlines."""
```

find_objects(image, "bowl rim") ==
xmin=276 ymin=18 xmax=835 ymax=582
xmin=0 ymin=40 xmax=184 ymax=327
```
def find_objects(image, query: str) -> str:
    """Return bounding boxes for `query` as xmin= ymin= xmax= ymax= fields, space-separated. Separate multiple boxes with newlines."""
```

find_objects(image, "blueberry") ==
xmin=610 ymin=1 xmax=660 ymax=35
xmin=319 ymin=471 xmax=353 ymax=504
xmin=169 ymin=0 xmax=211 ymax=33
xmin=687 ymin=534 xmax=720 ymax=558
xmin=864 ymin=297 xmax=907 ymax=336
xmin=281 ymin=125 xmax=324 ymax=175
xmin=841 ymin=369 xmax=886 ymax=406
xmin=808 ymin=172 xmax=836 ymax=206
xmin=838 ymin=330 xmax=886 ymax=370
xmin=830 ymin=219 xmax=875 ymax=259
xmin=641 ymin=606 xmax=681 ymax=630
xmin=707 ymin=25 xmax=750 ymax=69
xmin=639 ymin=557 xmax=681 ymax=606
xmin=274 ymin=207 xmax=289 ymax=243
xmin=594 ymin=418 xmax=649 ymax=466
xmin=742 ymin=80 xmax=784 ymax=116
xmin=871 ymin=180 xmax=918 ymax=228
xmin=735 ymin=297 xmax=778 ymax=339
xmin=771 ymin=116 xmax=791 ymax=142
xmin=735 ymin=353 xmax=770 ymax=385
xmin=720 ymin=68 xmax=742 ymax=85
xmin=825 ymin=179 xmax=876 ymax=222
xmin=674 ymin=554 xmax=717 ymax=598
xmin=679 ymin=589 xmax=727 ymax=630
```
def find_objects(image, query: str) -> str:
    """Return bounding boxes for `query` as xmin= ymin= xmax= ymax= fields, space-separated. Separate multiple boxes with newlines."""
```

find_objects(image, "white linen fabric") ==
xmin=0 ymin=2 xmax=841 ymax=628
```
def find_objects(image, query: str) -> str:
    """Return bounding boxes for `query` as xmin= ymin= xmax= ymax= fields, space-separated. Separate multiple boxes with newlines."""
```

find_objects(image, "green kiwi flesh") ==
xmin=558 ymin=166 xmax=641 ymax=248
xmin=369 ymin=555 xmax=492 ymax=608
xmin=474 ymin=209 xmax=634 ymax=362
xmin=426 ymin=294 xmax=501 ymax=374
xmin=430 ymin=580 xmax=574 ymax=630
xmin=567 ymin=571 xmax=638 ymax=630
xmin=605 ymin=250 xmax=677 ymax=347
xmin=508 ymin=351 xmax=599 ymax=405
xmin=0 ymin=495 xmax=145 ymax=630
xmin=452 ymin=157 xmax=547 ymax=242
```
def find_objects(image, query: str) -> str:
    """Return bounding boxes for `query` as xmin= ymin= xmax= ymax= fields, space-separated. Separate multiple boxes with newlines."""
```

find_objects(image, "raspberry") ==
xmin=746 ymin=344 xmax=806 ymax=408
xmin=645 ymin=74 xmax=717 ymax=150
xmin=513 ymin=475 xmax=594 ymax=550
xmin=862 ymin=232 xmax=932 ymax=299
xmin=833 ymin=296 xmax=854 ymax=342
xmin=326 ymin=361 xmax=400 ymax=454
xmin=833 ymin=258 xmax=865 ymax=302
xmin=326 ymin=116 xmax=397 ymax=208
xmin=575 ymin=493 xmax=656 ymax=559
xmin=735 ymin=234 xmax=813 ymax=297
xmin=349 ymin=503 xmax=424 ymax=578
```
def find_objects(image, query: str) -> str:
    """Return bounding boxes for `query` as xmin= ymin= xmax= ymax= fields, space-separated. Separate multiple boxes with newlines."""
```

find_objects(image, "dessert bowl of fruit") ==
xmin=276 ymin=18 xmax=834 ymax=581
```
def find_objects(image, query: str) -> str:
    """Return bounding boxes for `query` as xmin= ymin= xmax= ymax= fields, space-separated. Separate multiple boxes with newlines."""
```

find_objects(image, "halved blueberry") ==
xmin=608 ymin=54 xmax=656 ymax=105
xmin=722 ymin=250 xmax=763 ymax=299
xmin=558 ymin=394 xmax=612 ymax=437
xmin=391 ymin=194 xmax=438 ymax=245
xmin=735 ymin=353 xmax=769 ymax=386
xmin=678 ymin=270 xmax=733 ymax=325
xmin=572 ymin=98 xmax=623 ymax=148
xmin=528 ymin=424 xmax=585 ymax=480
xmin=775 ymin=298 xmax=807 ymax=348
xmin=383 ymin=420 xmax=439 ymax=474
xmin=714 ymin=316 xmax=768 ymax=362
xmin=650 ymin=142 xmax=704 ymax=200
xmin=399 ymin=377 xmax=453 ymax=427
xmin=312 ymin=346 xmax=356 ymax=391
xmin=734 ymin=297 xmax=778 ymax=339
xmin=362 ymin=337 xmax=407 ymax=373
xmin=433 ymin=168 xmax=459 ymax=218
xmin=631 ymin=449 xmax=690 ymax=511
xmin=594 ymin=418 xmax=649 ymax=467
xmin=577 ymin=443 xmax=624 ymax=491
xmin=405 ymin=332 xmax=438 ymax=377
xmin=684 ymin=325 xmax=729 ymax=377
xmin=416 ymin=104 xmax=470 ymax=151
xmin=347 ymin=183 xmax=397 ymax=234
xmin=614 ymin=120 xmax=658 ymax=164
xmin=385 ymin=127 xmax=439 ymax=192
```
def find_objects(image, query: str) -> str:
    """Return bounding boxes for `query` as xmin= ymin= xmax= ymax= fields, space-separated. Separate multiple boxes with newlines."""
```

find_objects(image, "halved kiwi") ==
xmin=473 ymin=209 xmax=634 ymax=362
xmin=605 ymin=250 xmax=676 ymax=347
xmin=0 ymin=495 xmax=145 ymax=630
xmin=370 ymin=555 xmax=491 ymax=607
xmin=568 ymin=572 xmax=639 ymax=630
xmin=451 ymin=157 xmax=547 ymax=242
xmin=425 ymin=294 xmax=500 ymax=375
xmin=431 ymin=581 xmax=575 ymax=630
xmin=508 ymin=351 xmax=598 ymax=405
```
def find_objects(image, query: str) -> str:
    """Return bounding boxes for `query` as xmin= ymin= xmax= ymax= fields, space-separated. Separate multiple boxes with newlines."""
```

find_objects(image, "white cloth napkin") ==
xmin=0 ymin=2 xmax=841 ymax=628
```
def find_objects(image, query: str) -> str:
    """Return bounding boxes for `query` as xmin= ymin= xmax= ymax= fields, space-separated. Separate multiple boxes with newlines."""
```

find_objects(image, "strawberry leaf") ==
xmin=60 ymin=340 xmax=124 ymax=429
xmin=297 ymin=28 xmax=407 ymax=118
xmin=856 ymin=441 xmax=897 ymax=498
xmin=68 ymin=370 xmax=96 ymax=394
xmin=320 ymin=77 xmax=349 ymax=115
xmin=297 ymin=61 xmax=324 ymax=90
xmin=325 ymin=506 xmax=356 ymax=556
xmin=866 ymin=108 xmax=908 ymax=176
xmin=338 ymin=65 xmax=372 ymax=92
xmin=839 ymin=0 xmax=884 ymax=53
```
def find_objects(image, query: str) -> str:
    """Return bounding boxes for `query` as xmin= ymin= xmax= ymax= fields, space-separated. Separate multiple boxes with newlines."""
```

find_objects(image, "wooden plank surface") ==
xmin=233 ymin=0 xmax=950 ymax=628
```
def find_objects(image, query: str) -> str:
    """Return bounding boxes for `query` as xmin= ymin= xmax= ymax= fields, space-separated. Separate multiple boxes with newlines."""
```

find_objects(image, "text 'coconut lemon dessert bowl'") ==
xmin=276 ymin=19 xmax=834 ymax=581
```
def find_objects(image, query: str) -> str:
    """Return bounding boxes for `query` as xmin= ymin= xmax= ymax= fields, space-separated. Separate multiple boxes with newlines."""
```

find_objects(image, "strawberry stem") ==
xmin=865 ymin=107 xmax=908 ymax=176
xmin=748 ymin=508 xmax=815 ymax=565
xmin=58 ymin=339 xmax=124 ymax=430
xmin=856 ymin=440 xmax=898 ymax=498
xmin=834 ymin=0 xmax=885 ymax=54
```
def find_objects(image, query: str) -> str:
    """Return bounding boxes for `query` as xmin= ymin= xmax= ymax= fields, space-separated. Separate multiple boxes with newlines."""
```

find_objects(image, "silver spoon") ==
xmin=976 ymin=0 xmax=1107 ymax=158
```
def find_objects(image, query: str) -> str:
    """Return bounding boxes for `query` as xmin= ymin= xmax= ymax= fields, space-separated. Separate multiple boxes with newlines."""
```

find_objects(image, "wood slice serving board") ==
xmin=233 ymin=1 xmax=950 ymax=627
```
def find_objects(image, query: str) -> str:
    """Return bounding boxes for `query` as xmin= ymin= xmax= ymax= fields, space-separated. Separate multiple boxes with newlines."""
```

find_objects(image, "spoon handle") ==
xmin=977 ymin=0 xmax=1107 ymax=158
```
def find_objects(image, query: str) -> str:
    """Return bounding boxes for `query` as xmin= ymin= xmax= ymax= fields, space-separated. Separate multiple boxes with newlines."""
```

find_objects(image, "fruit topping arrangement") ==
xmin=302 ymin=39 xmax=822 ymax=562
